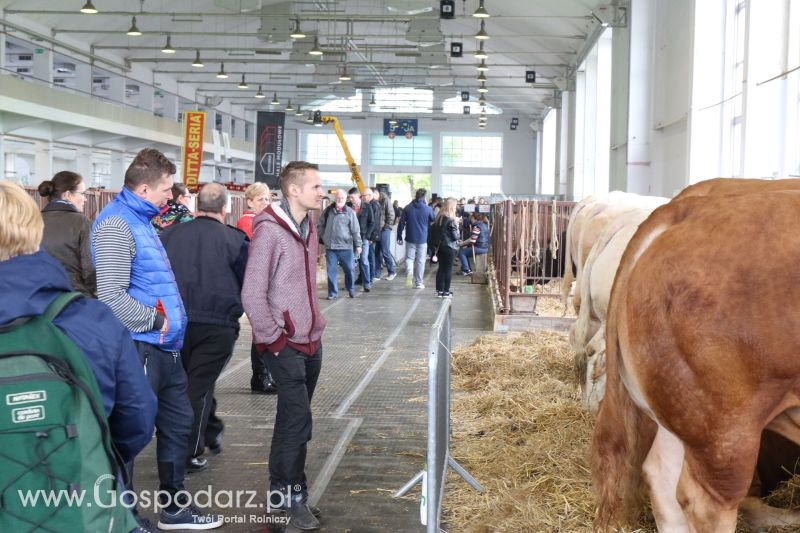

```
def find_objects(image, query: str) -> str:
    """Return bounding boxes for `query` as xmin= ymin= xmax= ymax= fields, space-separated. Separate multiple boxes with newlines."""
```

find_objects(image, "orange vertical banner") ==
xmin=181 ymin=111 xmax=206 ymax=189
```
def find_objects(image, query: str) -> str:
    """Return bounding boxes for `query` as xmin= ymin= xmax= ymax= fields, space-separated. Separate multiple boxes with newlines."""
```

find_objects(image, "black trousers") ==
xmin=264 ymin=343 xmax=322 ymax=495
xmin=181 ymin=323 xmax=238 ymax=458
xmin=251 ymin=341 xmax=268 ymax=378
xmin=435 ymin=247 xmax=456 ymax=293
xmin=132 ymin=341 xmax=192 ymax=507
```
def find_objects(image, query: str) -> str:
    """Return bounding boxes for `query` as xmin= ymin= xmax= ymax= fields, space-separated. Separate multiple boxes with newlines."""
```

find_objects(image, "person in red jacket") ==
xmin=242 ymin=161 xmax=326 ymax=530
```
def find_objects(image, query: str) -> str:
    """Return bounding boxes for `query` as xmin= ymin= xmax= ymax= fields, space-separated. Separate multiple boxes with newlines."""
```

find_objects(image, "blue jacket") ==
xmin=0 ymin=251 xmax=156 ymax=464
xmin=397 ymin=199 xmax=435 ymax=245
xmin=93 ymin=187 xmax=186 ymax=351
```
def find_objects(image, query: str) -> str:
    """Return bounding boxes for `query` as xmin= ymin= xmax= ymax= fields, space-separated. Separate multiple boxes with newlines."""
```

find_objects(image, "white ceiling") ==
xmin=1 ymin=0 xmax=607 ymax=118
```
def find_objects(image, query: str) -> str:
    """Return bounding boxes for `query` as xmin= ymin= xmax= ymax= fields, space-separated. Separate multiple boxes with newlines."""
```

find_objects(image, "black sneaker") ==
xmin=288 ymin=502 xmax=320 ymax=530
xmin=251 ymin=373 xmax=277 ymax=394
xmin=363 ymin=287 xmax=371 ymax=292
xmin=206 ymin=429 xmax=223 ymax=456
xmin=158 ymin=505 xmax=223 ymax=530
xmin=186 ymin=456 xmax=208 ymax=473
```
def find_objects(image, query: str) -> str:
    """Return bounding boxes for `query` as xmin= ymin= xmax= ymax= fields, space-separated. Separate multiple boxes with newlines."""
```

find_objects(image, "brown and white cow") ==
xmin=592 ymin=191 xmax=800 ymax=532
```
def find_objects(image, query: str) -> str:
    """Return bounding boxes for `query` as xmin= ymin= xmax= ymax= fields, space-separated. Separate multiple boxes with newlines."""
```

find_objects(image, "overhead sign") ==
xmin=460 ymin=91 xmax=469 ymax=102
xmin=526 ymin=70 xmax=537 ymax=84
xmin=384 ymin=118 xmax=418 ymax=139
xmin=463 ymin=106 xmax=471 ymax=115
xmin=181 ymin=111 xmax=206 ymax=190
xmin=255 ymin=111 xmax=286 ymax=188
xmin=450 ymin=42 xmax=462 ymax=58
xmin=440 ymin=0 xmax=455 ymax=19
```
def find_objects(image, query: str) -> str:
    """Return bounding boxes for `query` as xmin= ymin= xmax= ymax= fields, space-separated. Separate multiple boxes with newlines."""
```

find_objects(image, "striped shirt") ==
xmin=92 ymin=216 xmax=158 ymax=332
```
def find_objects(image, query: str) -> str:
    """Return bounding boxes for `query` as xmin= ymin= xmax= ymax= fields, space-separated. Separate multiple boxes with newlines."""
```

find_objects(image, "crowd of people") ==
xmin=0 ymin=150 xmax=492 ymax=532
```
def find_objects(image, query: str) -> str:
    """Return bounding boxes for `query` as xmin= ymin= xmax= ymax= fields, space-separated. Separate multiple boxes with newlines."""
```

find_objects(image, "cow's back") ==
xmin=674 ymin=177 xmax=800 ymax=201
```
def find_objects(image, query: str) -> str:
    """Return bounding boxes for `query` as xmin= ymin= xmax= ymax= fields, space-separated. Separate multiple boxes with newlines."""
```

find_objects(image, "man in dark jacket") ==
xmin=161 ymin=183 xmax=249 ymax=473
xmin=397 ymin=188 xmax=436 ymax=289
xmin=367 ymin=188 xmax=383 ymax=284
xmin=347 ymin=187 xmax=376 ymax=292
xmin=0 ymin=181 xmax=156 ymax=532
xmin=374 ymin=189 xmax=397 ymax=280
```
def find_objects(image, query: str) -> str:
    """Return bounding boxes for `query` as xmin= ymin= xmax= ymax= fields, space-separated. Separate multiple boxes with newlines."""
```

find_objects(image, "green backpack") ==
xmin=0 ymin=292 xmax=139 ymax=533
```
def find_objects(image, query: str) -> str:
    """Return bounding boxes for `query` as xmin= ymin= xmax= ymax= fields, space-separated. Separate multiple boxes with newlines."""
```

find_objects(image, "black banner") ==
xmin=255 ymin=111 xmax=285 ymax=188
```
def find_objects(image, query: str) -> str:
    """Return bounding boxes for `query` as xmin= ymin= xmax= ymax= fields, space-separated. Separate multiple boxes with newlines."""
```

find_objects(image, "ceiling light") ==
xmin=473 ymin=0 xmax=490 ymax=18
xmin=479 ymin=123 xmax=486 ymax=129
xmin=295 ymin=105 xmax=304 ymax=116
xmin=271 ymin=93 xmax=279 ymax=105
xmin=368 ymin=94 xmax=377 ymax=107
xmin=339 ymin=67 xmax=351 ymax=81
xmin=306 ymin=112 xmax=314 ymax=123
xmin=255 ymin=85 xmax=265 ymax=98
xmin=290 ymin=18 xmax=306 ymax=39
xmin=479 ymin=94 xmax=486 ymax=105
xmin=479 ymin=115 xmax=488 ymax=122
xmin=474 ymin=42 xmax=488 ymax=59
xmin=477 ymin=60 xmax=489 ymax=72
xmin=161 ymin=35 xmax=176 ymax=54
xmin=80 ymin=1 xmax=98 ymax=14
xmin=475 ymin=20 xmax=490 ymax=40
xmin=285 ymin=99 xmax=294 ymax=112
xmin=238 ymin=74 xmax=249 ymax=89
xmin=388 ymin=114 xmax=398 ymax=126
xmin=309 ymin=37 xmax=323 ymax=56
xmin=216 ymin=63 xmax=228 ymax=79
xmin=191 ymin=50 xmax=204 ymax=68
xmin=477 ymin=71 xmax=487 ymax=82
xmin=478 ymin=82 xmax=488 ymax=93
xmin=126 ymin=16 xmax=142 ymax=36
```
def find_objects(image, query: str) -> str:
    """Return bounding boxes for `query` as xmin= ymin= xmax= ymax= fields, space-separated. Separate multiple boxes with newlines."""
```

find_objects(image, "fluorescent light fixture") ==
xmin=290 ymin=18 xmax=306 ymax=39
xmin=295 ymin=105 xmax=304 ymax=116
xmin=475 ymin=20 xmax=490 ymax=40
xmin=80 ymin=1 xmax=98 ymax=14
xmin=478 ymin=82 xmax=488 ymax=93
xmin=476 ymin=60 xmax=488 ymax=72
xmin=191 ymin=50 xmax=204 ymax=68
xmin=161 ymin=35 xmax=176 ymax=54
xmin=477 ymin=71 xmax=486 ymax=82
xmin=285 ymin=99 xmax=294 ymax=112
xmin=473 ymin=0 xmax=490 ymax=18
xmin=271 ymin=93 xmax=279 ymax=105
xmin=339 ymin=67 xmax=351 ymax=81
xmin=126 ymin=16 xmax=142 ymax=36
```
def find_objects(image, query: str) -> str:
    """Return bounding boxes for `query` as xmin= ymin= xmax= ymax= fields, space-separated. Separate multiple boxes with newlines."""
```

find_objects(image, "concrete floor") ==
xmin=133 ymin=263 xmax=493 ymax=532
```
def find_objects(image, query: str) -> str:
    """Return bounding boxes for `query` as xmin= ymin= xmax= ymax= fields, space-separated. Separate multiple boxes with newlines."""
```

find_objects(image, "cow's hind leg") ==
xmin=677 ymin=433 xmax=761 ymax=533
xmin=642 ymin=424 xmax=690 ymax=532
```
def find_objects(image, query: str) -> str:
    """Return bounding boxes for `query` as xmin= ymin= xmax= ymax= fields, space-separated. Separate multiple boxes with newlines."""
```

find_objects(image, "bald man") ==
xmin=161 ymin=183 xmax=249 ymax=476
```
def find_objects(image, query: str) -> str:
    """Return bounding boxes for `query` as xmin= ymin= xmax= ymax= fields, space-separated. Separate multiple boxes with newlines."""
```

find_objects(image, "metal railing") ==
xmin=491 ymin=200 xmax=576 ymax=313
xmin=395 ymin=299 xmax=482 ymax=532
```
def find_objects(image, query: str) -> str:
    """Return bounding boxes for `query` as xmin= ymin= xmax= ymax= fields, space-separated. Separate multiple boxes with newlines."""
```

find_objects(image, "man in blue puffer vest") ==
xmin=92 ymin=148 xmax=222 ymax=531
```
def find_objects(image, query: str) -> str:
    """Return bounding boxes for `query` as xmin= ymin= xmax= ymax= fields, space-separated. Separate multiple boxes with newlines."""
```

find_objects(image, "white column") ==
xmin=609 ymin=14 xmax=632 ymax=192
xmin=0 ymin=32 xmax=6 ymax=73
xmin=31 ymin=46 xmax=52 ymax=84
xmin=74 ymin=61 xmax=92 ymax=95
xmin=107 ymin=74 xmax=126 ymax=104
xmin=34 ymin=140 xmax=53 ymax=184
xmin=163 ymin=93 xmax=179 ymax=121
xmin=627 ymin=0 xmax=655 ymax=194
xmin=138 ymin=84 xmax=155 ymax=113
xmin=76 ymin=148 xmax=92 ymax=181
xmin=554 ymin=106 xmax=563 ymax=196
xmin=431 ymin=131 xmax=442 ymax=195
xmin=110 ymin=152 xmax=126 ymax=190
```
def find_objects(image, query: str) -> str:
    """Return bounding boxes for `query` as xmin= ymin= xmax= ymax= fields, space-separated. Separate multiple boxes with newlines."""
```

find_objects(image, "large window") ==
xmin=300 ymin=132 xmax=362 ymax=165
xmin=441 ymin=174 xmax=502 ymax=199
xmin=369 ymin=133 xmax=432 ymax=166
xmin=441 ymin=134 xmax=502 ymax=168
xmin=373 ymin=173 xmax=432 ymax=207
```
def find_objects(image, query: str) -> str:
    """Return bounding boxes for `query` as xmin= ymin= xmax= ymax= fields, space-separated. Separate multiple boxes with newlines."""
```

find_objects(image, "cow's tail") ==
xmin=591 ymin=301 xmax=654 ymax=530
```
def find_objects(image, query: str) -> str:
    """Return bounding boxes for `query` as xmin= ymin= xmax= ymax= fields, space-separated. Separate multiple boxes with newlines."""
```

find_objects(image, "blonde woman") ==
xmin=430 ymin=197 xmax=461 ymax=298
xmin=237 ymin=182 xmax=270 ymax=239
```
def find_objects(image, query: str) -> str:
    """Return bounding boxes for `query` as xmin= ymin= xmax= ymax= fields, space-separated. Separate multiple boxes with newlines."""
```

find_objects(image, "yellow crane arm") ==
xmin=320 ymin=115 xmax=367 ymax=194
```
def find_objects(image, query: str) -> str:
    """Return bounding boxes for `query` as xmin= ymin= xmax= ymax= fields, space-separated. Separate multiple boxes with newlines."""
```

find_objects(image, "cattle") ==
xmin=674 ymin=177 xmax=800 ymax=200
xmin=562 ymin=192 xmax=668 ymax=313
xmin=592 ymin=191 xmax=800 ymax=532
xmin=570 ymin=207 xmax=659 ymax=411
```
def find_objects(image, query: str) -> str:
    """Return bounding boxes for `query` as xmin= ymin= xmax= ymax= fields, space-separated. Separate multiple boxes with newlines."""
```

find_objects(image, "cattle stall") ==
xmin=490 ymin=199 xmax=575 ymax=318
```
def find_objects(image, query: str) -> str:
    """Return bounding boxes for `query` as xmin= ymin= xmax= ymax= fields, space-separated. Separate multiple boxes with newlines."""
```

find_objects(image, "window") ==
xmin=441 ymin=174 xmax=502 ymax=199
xmin=369 ymin=133 xmax=432 ymax=166
xmin=441 ymin=134 xmax=502 ymax=168
xmin=374 ymin=87 xmax=433 ymax=113
xmin=300 ymin=132 xmax=362 ymax=165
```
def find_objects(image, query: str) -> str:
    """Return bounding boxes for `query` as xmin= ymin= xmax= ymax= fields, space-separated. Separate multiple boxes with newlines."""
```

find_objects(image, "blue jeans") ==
xmin=326 ymin=248 xmax=355 ymax=298
xmin=458 ymin=246 xmax=488 ymax=273
xmin=358 ymin=241 xmax=372 ymax=288
xmin=379 ymin=228 xmax=396 ymax=276
xmin=405 ymin=242 xmax=427 ymax=286
xmin=369 ymin=239 xmax=379 ymax=280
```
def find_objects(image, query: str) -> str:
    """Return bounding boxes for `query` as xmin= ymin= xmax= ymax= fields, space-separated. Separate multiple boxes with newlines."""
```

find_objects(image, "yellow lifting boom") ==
xmin=317 ymin=114 xmax=367 ymax=194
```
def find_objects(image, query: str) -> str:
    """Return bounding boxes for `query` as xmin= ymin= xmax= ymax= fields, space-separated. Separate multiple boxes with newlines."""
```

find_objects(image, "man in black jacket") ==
xmin=161 ymin=183 xmax=249 ymax=473
xmin=347 ymin=187 xmax=376 ymax=292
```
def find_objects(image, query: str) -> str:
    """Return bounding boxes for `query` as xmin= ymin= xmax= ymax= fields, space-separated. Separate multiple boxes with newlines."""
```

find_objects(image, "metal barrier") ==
xmin=395 ymin=299 xmax=482 ymax=532
xmin=491 ymin=200 xmax=576 ymax=314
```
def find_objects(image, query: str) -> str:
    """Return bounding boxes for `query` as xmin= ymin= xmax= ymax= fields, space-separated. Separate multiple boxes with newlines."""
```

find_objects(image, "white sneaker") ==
xmin=385 ymin=273 xmax=397 ymax=281
xmin=373 ymin=277 xmax=381 ymax=282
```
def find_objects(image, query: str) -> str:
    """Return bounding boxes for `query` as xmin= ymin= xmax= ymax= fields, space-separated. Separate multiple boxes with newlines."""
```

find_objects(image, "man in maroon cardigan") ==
xmin=241 ymin=161 xmax=326 ymax=530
